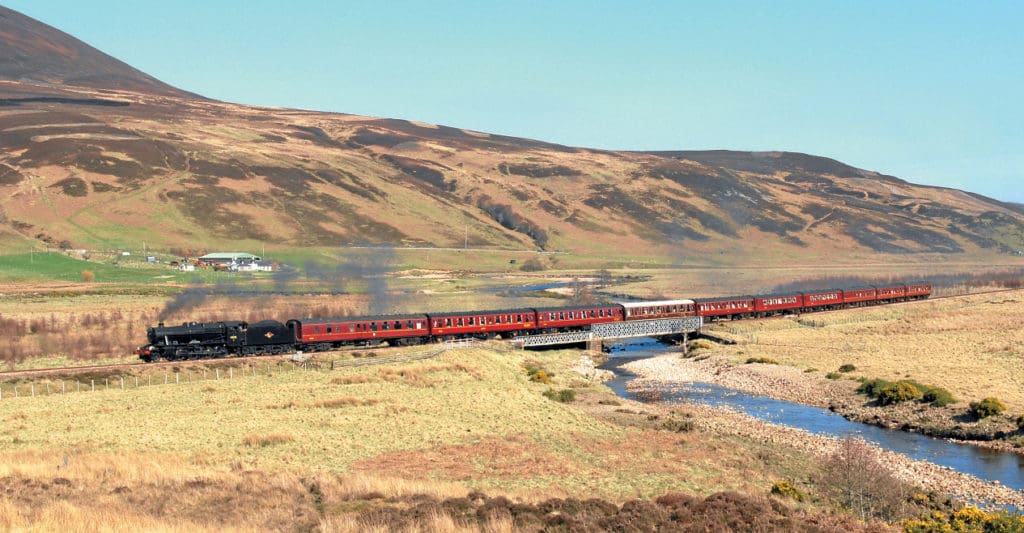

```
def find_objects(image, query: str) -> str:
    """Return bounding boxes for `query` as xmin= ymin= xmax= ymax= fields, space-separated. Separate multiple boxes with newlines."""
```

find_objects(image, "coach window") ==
xmin=457 ymin=318 xmax=464 ymax=327
xmin=326 ymin=326 xmax=332 ymax=333
xmin=467 ymin=317 xmax=475 ymax=326
xmin=370 ymin=322 xmax=378 ymax=332
xmin=382 ymin=322 xmax=390 ymax=331
xmin=314 ymin=326 xmax=321 ymax=334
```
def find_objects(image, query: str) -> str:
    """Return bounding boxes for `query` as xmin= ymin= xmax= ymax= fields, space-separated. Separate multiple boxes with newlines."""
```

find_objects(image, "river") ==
xmin=599 ymin=337 xmax=1024 ymax=495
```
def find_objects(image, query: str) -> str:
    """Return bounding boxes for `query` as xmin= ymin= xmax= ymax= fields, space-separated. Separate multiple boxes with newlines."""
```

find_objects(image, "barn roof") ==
xmin=198 ymin=252 xmax=260 ymax=261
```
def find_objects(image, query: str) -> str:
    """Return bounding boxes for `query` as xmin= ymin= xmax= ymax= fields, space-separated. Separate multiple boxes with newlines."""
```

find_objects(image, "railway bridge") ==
xmin=511 ymin=316 xmax=702 ymax=349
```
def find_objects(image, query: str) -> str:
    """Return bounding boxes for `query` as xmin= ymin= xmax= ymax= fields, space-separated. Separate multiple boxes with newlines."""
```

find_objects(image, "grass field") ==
xmin=0 ymin=342 xmax=824 ymax=529
xmin=703 ymin=290 xmax=1024 ymax=411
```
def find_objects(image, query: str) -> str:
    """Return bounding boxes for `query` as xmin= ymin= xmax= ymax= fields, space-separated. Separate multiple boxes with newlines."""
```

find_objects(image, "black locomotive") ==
xmin=138 ymin=320 xmax=294 ymax=362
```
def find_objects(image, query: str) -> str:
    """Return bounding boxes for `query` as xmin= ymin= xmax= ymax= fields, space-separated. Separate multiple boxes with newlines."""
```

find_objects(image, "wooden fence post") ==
xmin=176 ymin=373 xmax=179 ymax=384
xmin=216 ymin=368 xmax=220 ymax=381
xmin=229 ymin=367 xmax=233 ymax=380
xmin=31 ymin=384 xmax=35 ymax=397
xmin=121 ymin=377 xmax=125 ymax=390
xmin=91 ymin=380 xmax=95 ymax=392
xmin=62 ymin=381 xmax=65 ymax=395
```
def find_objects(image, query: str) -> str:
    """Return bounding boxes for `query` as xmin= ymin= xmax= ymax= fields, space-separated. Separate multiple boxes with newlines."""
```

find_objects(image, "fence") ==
xmin=0 ymin=339 xmax=479 ymax=401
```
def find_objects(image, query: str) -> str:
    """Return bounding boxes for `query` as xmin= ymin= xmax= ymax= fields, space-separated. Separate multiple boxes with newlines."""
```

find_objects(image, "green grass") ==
xmin=0 ymin=253 xmax=190 ymax=283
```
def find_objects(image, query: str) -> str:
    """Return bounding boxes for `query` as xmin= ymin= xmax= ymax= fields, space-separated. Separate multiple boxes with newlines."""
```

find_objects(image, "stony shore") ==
xmin=622 ymin=354 xmax=1024 ymax=509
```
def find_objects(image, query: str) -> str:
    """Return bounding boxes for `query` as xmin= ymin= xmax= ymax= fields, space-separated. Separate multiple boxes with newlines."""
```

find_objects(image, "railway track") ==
xmin=2 ymin=287 xmax=1017 ymax=380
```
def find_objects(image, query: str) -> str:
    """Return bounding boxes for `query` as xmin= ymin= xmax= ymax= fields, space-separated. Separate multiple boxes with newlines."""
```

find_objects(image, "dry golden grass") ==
xmin=0 ymin=449 xmax=491 ymax=532
xmin=705 ymin=290 xmax=1024 ymax=410
xmin=242 ymin=432 xmax=296 ymax=447
xmin=330 ymin=375 xmax=374 ymax=385
xmin=0 ymin=342 xmax=816 ymax=502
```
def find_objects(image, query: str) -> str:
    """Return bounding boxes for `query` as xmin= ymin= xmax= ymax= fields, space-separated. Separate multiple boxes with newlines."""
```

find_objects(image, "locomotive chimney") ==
xmin=158 ymin=322 xmax=164 ymax=327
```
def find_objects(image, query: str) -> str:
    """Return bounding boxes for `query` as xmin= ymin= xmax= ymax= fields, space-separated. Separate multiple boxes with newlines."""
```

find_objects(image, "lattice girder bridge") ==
xmin=511 ymin=317 xmax=702 ymax=348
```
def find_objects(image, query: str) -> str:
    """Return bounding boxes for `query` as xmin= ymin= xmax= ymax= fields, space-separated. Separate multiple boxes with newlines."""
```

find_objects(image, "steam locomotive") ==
xmin=137 ymin=282 xmax=930 ymax=362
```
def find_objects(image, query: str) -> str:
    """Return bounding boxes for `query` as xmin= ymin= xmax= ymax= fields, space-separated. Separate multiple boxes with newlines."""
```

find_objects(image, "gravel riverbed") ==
xmin=623 ymin=354 xmax=1024 ymax=509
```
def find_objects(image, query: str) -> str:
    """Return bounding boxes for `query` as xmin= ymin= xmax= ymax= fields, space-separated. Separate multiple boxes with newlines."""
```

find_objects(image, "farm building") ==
xmin=197 ymin=252 xmax=261 ymax=266
xmin=235 ymin=259 xmax=274 ymax=272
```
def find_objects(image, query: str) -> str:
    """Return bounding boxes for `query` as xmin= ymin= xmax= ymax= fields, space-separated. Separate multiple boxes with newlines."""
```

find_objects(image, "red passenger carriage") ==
xmin=289 ymin=314 xmax=429 ymax=349
xmin=874 ymin=284 xmax=907 ymax=302
xmin=753 ymin=293 xmax=803 ymax=316
xmin=694 ymin=296 xmax=755 ymax=320
xmin=534 ymin=304 xmax=624 ymax=332
xmin=905 ymin=282 xmax=932 ymax=299
xmin=842 ymin=286 xmax=877 ymax=305
xmin=427 ymin=308 xmax=536 ymax=339
xmin=802 ymin=289 xmax=842 ymax=311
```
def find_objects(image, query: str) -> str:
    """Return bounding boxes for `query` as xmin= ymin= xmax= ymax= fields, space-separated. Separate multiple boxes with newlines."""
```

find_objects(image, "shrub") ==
xmin=660 ymin=417 xmax=694 ymax=433
xmin=524 ymin=364 xmax=554 ymax=383
xmin=922 ymin=387 xmax=956 ymax=407
xmin=1017 ymin=415 xmax=1024 ymax=431
xmin=770 ymin=480 xmax=805 ymax=502
xmin=80 ymin=270 xmax=95 ymax=282
xmin=519 ymin=257 xmax=545 ymax=272
xmin=876 ymin=381 xmax=923 ymax=405
xmin=838 ymin=364 xmax=856 ymax=373
xmin=745 ymin=357 xmax=778 ymax=365
xmin=969 ymin=397 xmax=1006 ymax=419
xmin=825 ymin=372 xmax=842 ymax=380
xmin=856 ymin=378 xmax=893 ymax=398
xmin=543 ymin=388 xmax=575 ymax=403
xmin=818 ymin=438 xmax=910 ymax=521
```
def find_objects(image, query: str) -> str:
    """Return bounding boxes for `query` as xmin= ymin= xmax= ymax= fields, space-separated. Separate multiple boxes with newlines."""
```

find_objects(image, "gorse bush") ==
xmin=80 ymin=270 xmax=95 ymax=282
xmin=1016 ymin=415 xmax=1024 ymax=431
xmin=542 ymin=388 xmax=575 ymax=403
xmin=744 ymin=357 xmax=778 ymax=365
xmin=838 ymin=364 xmax=856 ymax=373
xmin=770 ymin=480 xmax=805 ymax=502
xmin=856 ymin=378 xmax=892 ymax=398
xmin=523 ymin=364 xmax=554 ymax=384
xmin=876 ymin=381 xmax=923 ymax=405
xmin=857 ymin=378 xmax=954 ymax=408
xmin=922 ymin=387 xmax=956 ymax=407
xmin=903 ymin=505 xmax=1024 ymax=532
xmin=969 ymin=397 xmax=1006 ymax=419
xmin=825 ymin=372 xmax=842 ymax=380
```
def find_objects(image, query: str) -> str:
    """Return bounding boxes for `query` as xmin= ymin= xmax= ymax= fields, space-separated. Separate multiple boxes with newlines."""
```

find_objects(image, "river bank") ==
xmin=630 ymin=351 xmax=1023 ymax=451
xmin=621 ymin=353 xmax=1024 ymax=509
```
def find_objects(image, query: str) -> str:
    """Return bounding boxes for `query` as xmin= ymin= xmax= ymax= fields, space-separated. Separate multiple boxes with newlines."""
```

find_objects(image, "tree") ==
xmin=818 ymin=438 xmax=910 ymax=522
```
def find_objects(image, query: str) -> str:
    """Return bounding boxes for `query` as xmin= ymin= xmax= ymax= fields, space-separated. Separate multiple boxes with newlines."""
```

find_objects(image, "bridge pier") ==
xmin=587 ymin=338 xmax=604 ymax=352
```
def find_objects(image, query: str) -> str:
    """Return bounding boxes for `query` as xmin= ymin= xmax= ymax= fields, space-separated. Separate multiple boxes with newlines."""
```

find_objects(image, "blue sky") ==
xmin=7 ymin=1 xmax=1023 ymax=202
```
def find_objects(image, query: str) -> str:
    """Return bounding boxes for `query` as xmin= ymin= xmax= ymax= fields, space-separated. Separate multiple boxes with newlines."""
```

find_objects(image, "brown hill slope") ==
xmin=0 ymin=6 xmax=197 ymax=98
xmin=0 ymin=8 xmax=1022 ymax=261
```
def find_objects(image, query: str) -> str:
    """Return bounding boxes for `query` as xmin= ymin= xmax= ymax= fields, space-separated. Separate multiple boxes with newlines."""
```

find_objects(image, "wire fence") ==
xmin=0 ymin=339 xmax=479 ymax=401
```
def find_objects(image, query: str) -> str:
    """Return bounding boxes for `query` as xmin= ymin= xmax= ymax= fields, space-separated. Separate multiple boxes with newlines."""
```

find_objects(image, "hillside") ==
xmin=1 ymin=7 xmax=1023 ymax=262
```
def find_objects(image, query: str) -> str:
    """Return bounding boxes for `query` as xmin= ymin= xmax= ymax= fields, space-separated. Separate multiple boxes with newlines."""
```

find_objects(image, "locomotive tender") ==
xmin=137 ymin=282 xmax=930 ymax=362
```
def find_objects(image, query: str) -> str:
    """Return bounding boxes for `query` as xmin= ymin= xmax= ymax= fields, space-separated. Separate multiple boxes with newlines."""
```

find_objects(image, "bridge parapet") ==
xmin=513 ymin=317 xmax=702 ymax=348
